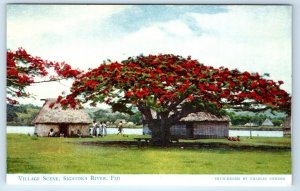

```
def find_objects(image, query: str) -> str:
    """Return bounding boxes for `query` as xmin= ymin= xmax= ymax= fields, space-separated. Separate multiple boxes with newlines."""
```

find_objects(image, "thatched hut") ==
xmin=33 ymin=99 xmax=92 ymax=137
xmin=261 ymin=118 xmax=274 ymax=126
xmin=171 ymin=112 xmax=230 ymax=139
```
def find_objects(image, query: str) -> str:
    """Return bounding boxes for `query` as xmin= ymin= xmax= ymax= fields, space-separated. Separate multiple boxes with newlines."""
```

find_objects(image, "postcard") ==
xmin=6 ymin=4 xmax=292 ymax=187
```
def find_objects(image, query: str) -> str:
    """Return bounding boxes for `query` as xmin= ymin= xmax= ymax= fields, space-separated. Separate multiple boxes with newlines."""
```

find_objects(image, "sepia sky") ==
xmin=7 ymin=4 xmax=292 ymax=106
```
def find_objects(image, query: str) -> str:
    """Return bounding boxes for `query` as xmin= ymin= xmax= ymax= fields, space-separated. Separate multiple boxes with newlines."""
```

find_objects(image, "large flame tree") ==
xmin=56 ymin=54 xmax=291 ymax=145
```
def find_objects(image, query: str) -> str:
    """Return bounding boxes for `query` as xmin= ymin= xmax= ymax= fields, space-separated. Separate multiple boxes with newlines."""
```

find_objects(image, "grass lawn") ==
xmin=7 ymin=134 xmax=291 ymax=174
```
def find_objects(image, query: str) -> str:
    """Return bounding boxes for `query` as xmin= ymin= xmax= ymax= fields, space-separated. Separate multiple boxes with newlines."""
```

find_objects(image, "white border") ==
xmin=1 ymin=1 xmax=299 ymax=191
xmin=6 ymin=174 xmax=292 ymax=186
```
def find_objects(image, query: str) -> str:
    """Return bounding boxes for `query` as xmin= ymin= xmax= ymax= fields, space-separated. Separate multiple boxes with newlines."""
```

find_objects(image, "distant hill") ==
xmin=7 ymin=104 xmax=41 ymax=126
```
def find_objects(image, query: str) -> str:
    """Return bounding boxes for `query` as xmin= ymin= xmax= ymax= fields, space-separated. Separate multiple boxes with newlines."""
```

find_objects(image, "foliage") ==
xmin=7 ymin=48 xmax=81 ymax=104
xmin=272 ymin=119 xmax=284 ymax=126
xmin=88 ymin=108 xmax=142 ymax=125
xmin=128 ymin=112 xmax=142 ymax=125
xmin=7 ymin=104 xmax=19 ymax=122
xmin=59 ymin=54 xmax=290 ymax=112
xmin=6 ymin=104 xmax=40 ymax=126
xmin=227 ymin=111 xmax=285 ymax=126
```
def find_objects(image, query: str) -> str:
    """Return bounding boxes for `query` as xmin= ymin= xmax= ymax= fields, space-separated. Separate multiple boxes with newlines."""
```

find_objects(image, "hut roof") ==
xmin=33 ymin=99 xmax=92 ymax=124
xmin=179 ymin=112 xmax=230 ymax=122
xmin=262 ymin=118 xmax=274 ymax=126
xmin=244 ymin=122 xmax=259 ymax=127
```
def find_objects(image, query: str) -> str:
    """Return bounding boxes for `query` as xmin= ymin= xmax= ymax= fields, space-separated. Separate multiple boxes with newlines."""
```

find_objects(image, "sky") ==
xmin=7 ymin=4 xmax=292 ymax=107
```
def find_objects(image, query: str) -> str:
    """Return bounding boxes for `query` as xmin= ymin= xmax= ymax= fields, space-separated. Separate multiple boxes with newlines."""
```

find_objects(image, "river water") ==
xmin=6 ymin=126 xmax=143 ymax=135
xmin=6 ymin=126 xmax=283 ymax=137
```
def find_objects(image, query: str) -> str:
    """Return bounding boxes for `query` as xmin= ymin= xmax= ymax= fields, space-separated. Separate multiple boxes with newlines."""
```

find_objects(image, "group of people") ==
xmin=48 ymin=128 xmax=82 ymax=138
xmin=48 ymin=120 xmax=125 ymax=138
xmin=91 ymin=120 xmax=124 ymax=137
xmin=91 ymin=120 xmax=108 ymax=137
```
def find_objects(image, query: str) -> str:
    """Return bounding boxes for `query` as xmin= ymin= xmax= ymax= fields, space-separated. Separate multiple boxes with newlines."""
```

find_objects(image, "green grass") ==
xmin=7 ymin=134 xmax=291 ymax=174
xmin=181 ymin=137 xmax=291 ymax=147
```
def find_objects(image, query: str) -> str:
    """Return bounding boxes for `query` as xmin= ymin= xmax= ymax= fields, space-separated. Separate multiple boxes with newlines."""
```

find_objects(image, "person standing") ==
xmin=98 ymin=122 xmax=103 ymax=137
xmin=92 ymin=120 xmax=97 ymax=137
xmin=103 ymin=121 xmax=107 ymax=136
xmin=117 ymin=121 xmax=123 ymax=135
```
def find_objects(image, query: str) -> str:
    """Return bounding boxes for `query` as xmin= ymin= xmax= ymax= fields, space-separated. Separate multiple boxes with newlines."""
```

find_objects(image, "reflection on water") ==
xmin=7 ymin=126 xmax=283 ymax=137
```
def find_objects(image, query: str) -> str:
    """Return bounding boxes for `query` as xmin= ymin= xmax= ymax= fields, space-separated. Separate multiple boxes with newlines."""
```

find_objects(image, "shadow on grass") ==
xmin=79 ymin=141 xmax=291 ymax=151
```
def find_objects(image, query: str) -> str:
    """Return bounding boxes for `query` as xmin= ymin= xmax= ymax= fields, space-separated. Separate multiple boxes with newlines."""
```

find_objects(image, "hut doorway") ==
xmin=186 ymin=124 xmax=194 ymax=139
xmin=59 ymin=124 xmax=69 ymax=137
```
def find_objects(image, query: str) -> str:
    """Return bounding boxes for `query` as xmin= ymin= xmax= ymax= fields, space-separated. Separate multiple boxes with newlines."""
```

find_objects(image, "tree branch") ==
xmin=33 ymin=78 xmax=67 ymax=83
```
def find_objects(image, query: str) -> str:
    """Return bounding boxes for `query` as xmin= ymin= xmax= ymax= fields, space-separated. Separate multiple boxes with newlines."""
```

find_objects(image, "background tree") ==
xmin=227 ymin=110 xmax=287 ymax=127
xmin=89 ymin=108 xmax=142 ymax=126
xmin=271 ymin=119 xmax=284 ymax=127
xmin=6 ymin=104 xmax=40 ymax=126
xmin=57 ymin=54 xmax=291 ymax=145
xmin=7 ymin=104 xmax=19 ymax=122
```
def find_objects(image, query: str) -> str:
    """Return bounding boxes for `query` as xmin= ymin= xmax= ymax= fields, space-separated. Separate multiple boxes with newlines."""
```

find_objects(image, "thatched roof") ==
xmin=33 ymin=99 xmax=92 ymax=124
xmin=244 ymin=122 xmax=259 ymax=127
xmin=262 ymin=118 xmax=274 ymax=126
xmin=179 ymin=112 xmax=230 ymax=122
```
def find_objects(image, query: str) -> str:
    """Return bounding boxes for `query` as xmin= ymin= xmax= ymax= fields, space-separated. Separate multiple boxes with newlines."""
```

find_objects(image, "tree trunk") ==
xmin=147 ymin=118 xmax=171 ymax=146
xmin=160 ymin=117 xmax=172 ymax=146
xmin=283 ymin=114 xmax=291 ymax=137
